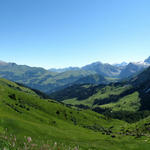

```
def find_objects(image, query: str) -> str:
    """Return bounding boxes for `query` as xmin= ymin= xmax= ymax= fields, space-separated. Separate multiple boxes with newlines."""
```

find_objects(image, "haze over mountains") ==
xmin=0 ymin=56 xmax=150 ymax=94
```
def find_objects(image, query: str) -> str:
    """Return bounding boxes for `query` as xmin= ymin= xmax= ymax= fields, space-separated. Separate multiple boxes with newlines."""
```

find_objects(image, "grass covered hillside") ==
xmin=49 ymin=83 xmax=133 ymax=107
xmin=0 ymin=78 xmax=150 ymax=149
xmin=49 ymin=67 xmax=150 ymax=123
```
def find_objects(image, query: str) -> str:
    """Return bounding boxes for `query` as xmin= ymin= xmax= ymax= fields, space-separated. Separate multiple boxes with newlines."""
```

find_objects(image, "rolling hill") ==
xmin=1 ymin=78 xmax=150 ymax=149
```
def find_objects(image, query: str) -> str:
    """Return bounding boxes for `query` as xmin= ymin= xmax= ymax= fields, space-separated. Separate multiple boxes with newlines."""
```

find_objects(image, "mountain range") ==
xmin=49 ymin=57 xmax=150 ymax=79
xmin=0 ymin=56 xmax=149 ymax=94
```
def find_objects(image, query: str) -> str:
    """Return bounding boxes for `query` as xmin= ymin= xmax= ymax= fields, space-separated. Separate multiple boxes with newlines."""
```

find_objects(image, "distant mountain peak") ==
xmin=113 ymin=62 xmax=128 ymax=67
xmin=144 ymin=56 xmax=150 ymax=64
xmin=0 ymin=60 xmax=8 ymax=65
xmin=91 ymin=61 xmax=102 ymax=65
xmin=83 ymin=61 xmax=103 ymax=67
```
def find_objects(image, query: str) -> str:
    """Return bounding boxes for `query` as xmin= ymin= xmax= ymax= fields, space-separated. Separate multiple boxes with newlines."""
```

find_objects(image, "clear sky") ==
xmin=0 ymin=0 xmax=150 ymax=69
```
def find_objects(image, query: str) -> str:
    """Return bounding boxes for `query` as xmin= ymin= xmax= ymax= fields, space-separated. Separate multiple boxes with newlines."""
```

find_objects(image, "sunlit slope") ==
xmin=49 ymin=83 xmax=135 ymax=108
xmin=50 ymin=67 xmax=150 ymax=112
xmin=0 ymin=78 xmax=150 ymax=149
xmin=0 ymin=78 xmax=127 ymax=149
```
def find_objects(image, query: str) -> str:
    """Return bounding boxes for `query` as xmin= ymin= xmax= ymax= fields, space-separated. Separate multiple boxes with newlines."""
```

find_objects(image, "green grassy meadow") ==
xmin=0 ymin=78 xmax=150 ymax=149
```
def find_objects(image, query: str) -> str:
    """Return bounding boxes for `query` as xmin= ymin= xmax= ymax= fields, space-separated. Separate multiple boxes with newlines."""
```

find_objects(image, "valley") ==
xmin=0 ymin=58 xmax=150 ymax=149
xmin=0 ymin=78 xmax=150 ymax=149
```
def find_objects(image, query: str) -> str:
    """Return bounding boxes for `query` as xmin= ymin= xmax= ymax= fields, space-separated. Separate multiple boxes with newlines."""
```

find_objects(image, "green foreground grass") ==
xmin=0 ymin=78 xmax=150 ymax=149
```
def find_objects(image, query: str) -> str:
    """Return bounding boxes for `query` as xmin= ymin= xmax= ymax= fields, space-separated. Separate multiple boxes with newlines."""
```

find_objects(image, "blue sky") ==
xmin=0 ymin=0 xmax=150 ymax=68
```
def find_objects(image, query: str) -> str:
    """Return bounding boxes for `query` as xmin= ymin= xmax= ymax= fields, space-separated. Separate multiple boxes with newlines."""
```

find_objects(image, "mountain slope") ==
xmin=82 ymin=62 xmax=121 ymax=77
xmin=49 ymin=82 xmax=132 ymax=107
xmin=119 ymin=62 xmax=149 ymax=79
xmin=73 ymin=74 xmax=107 ymax=84
xmin=1 ymin=78 xmax=150 ymax=149
xmin=1 ymin=78 xmax=149 ymax=149
xmin=144 ymin=56 xmax=150 ymax=64
xmin=0 ymin=62 xmax=106 ymax=93
xmin=131 ymin=66 xmax=150 ymax=86
xmin=50 ymin=66 xmax=150 ymax=122
xmin=0 ymin=62 xmax=57 ymax=92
